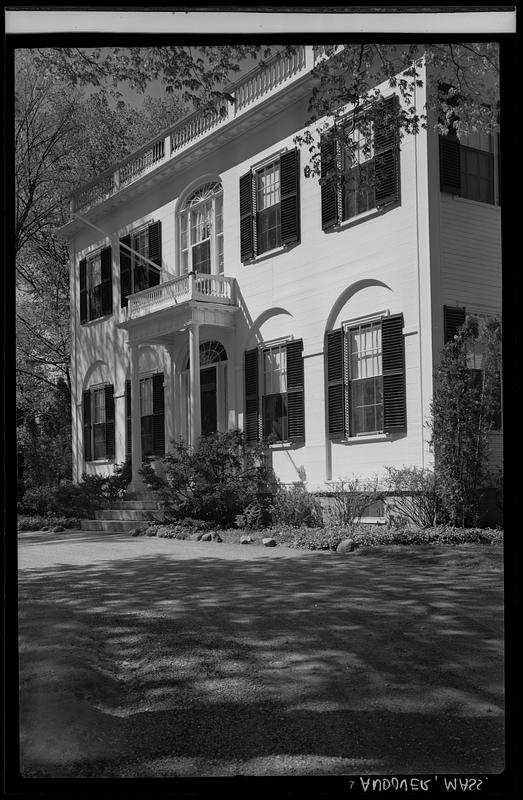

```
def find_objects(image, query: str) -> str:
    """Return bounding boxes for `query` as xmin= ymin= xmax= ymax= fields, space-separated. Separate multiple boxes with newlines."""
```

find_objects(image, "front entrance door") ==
xmin=200 ymin=366 xmax=217 ymax=436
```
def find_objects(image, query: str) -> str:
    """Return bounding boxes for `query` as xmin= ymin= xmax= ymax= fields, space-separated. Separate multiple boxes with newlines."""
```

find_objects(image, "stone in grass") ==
xmin=212 ymin=532 xmax=222 ymax=543
xmin=52 ymin=525 xmax=65 ymax=532
xmin=336 ymin=538 xmax=356 ymax=554
xmin=189 ymin=531 xmax=204 ymax=541
xmin=130 ymin=527 xmax=145 ymax=537
xmin=262 ymin=537 xmax=277 ymax=547
xmin=240 ymin=535 xmax=254 ymax=544
xmin=200 ymin=532 xmax=213 ymax=542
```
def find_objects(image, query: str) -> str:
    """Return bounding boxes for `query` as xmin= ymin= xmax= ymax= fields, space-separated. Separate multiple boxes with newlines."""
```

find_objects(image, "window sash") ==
xmin=263 ymin=344 xmax=287 ymax=395
xmin=140 ymin=377 xmax=153 ymax=417
xmin=179 ymin=189 xmax=223 ymax=274
xmin=263 ymin=393 xmax=288 ymax=441
xmin=348 ymin=322 xmax=384 ymax=435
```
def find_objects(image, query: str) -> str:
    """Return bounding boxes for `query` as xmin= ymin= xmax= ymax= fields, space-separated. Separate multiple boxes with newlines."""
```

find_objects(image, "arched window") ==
xmin=179 ymin=181 xmax=223 ymax=275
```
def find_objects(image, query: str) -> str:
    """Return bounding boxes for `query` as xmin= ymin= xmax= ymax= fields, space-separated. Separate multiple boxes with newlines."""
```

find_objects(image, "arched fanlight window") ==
xmin=186 ymin=340 xmax=227 ymax=369
xmin=179 ymin=181 xmax=223 ymax=276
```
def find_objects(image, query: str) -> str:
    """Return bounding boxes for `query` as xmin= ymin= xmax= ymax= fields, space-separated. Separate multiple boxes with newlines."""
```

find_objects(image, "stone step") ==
xmin=94 ymin=509 xmax=161 ymax=521
xmin=80 ymin=519 xmax=147 ymax=533
xmin=124 ymin=491 xmax=160 ymax=501
xmin=107 ymin=500 xmax=161 ymax=510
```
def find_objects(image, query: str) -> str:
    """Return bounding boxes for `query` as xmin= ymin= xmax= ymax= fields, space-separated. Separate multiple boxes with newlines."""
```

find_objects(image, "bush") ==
xmin=17 ymin=515 xmax=81 ymax=531
xmin=270 ymin=483 xmax=324 ymax=528
xmin=139 ymin=458 xmax=167 ymax=491
xmin=325 ymin=475 xmax=384 ymax=527
xmin=158 ymin=430 xmax=274 ymax=527
xmin=235 ymin=499 xmax=272 ymax=530
xmin=384 ymin=465 xmax=442 ymax=528
xmin=105 ymin=459 xmax=132 ymax=499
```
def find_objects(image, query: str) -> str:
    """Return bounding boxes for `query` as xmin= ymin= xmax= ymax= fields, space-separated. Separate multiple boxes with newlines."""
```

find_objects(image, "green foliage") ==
xmin=19 ymin=480 xmax=104 ymax=518
xmin=325 ymin=475 xmax=384 ymax=528
xmin=17 ymin=515 xmax=81 ymax=531
xmin=139 ymin=458 xmax=167 ymax=491
xmin=384 ymin=465 xmax=442 ymax=528
xmin=429 ymin=315 xmax=502 ymax=527
xmin=270 ymin=483 xmax=324 ymax=528
xmin=158 ymin=431 xmax=274 ymax=527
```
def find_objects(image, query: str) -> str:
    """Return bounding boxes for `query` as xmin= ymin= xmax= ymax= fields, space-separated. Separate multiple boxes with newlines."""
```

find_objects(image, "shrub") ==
xmin=384 ymin=465 xmax=442 ymax=528
xmin=17 ymin=515 xmax=81 ymax=531
xmin=270 ymin=483 xmax=324 ymax=528
xmin=157 ymin=431 xmax=273 ymax=527
xmin=140 ymin=458 xmax=167 ymax=491
xmin=105 ymin=459 xmax=132 ymax=499
xmin=325 ymin=475 xmax=384 ymax=527
xmin=235 ymin=500 xmax=272 ymax=530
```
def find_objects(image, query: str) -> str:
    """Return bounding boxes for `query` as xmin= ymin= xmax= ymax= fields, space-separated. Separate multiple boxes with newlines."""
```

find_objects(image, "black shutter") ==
xmin=244 ymin=348 xmax=260 ymax=442
xmin=79 ymin=258 xmax=87 ymax=323
xmin=148 ymin=220 xmax=162 ymax=288
xmin=375 ymin=95 xmax=400 ymax=207
xmin=100 ymin=246 xmax=113 ymax=316
xmin=82 ymin=389 xmax=92 ymax=461
xmin=439 ymin=136 xmax=461 ymax=195
xmin=280 ymin=149 xmax=300 ymax=245
xmin=104 ymin=384 xmax=115 ymax=459
xmin=240 ymin=172 xmax=254 ymax=261
xmin=286 ymin=339 xmax=304 ymax=442
xmin=326 ymin=329 xmax=346 ymax=438
xmin=152 ymin=373 xmax=165 ymax=456
xmin=125 ymin=380 xmax=132 ymax=458
xmin=382 ymin=314 xmax=406 ymax=431
xmin=120 ymin=234 xmax=132 ymax=307
xmin=444 ymin=305 xmax=466 ymax=344
xmin=321 ymin=134 xmax=339 ymax=230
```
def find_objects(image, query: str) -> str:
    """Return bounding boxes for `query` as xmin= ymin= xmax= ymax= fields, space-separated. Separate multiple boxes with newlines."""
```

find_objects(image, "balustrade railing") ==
xmin=128 ymin=273 xmax=236 ymax=319
xmin=72 ymin=44 xmax=326 ymax=215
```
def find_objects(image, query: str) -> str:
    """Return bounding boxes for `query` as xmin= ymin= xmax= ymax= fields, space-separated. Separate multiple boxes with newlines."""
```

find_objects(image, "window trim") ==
xmin=178 ymin=182 xmax=224 ymax=276
xmin=80 ymin=245 xmax=112 ymax=324
xmin=83 ymin=382 xmax=115 ymax=462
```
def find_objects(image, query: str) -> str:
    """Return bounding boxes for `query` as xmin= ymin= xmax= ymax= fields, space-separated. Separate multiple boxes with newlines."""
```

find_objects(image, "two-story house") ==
xmin=58 ymin=46 xmax=502 ymax=510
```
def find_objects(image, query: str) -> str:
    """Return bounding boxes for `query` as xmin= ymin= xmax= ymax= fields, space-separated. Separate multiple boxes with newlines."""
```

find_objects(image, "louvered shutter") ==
xmin=382 ymin=314 xmax=406 ymax=431
xmin=286 ymin=339 xmax=304 ymax=442
xmin=100 ymin=246 xmax=113 ymax=316
xmin=79 ymin=258 xmax=88 ymax=323
xmin=152 ymin=373 xmax=165 ymax=456
xmin=444 ymin=305 xmax=466 ymax=344
xmin=321 ymin=134 xmax=339 ymax=230
xmin=125 ymin=380 xmax=132 ymax=457
xmin=374 ymin=95 xmax=400 ymax=207
xmin=104 ymin=384 xmax=115 ymax=458
xmin=82 ymin=389 xmax=92 ymax=461
xmin=120 ymin=234 xmax=132 ymax=307
xmin=148 ymin=221 xmax=162 ymax=288
xmin=244 ymin=348 xmax=260 ymax=442
xmin=326 ymin=329 xmax=346 ymax=438
xmin=439 ymin=136 xmax=461 ymax=195
xmin=280 ymin=149 xmax=300 ymax=245
xmin=240 ymin=172 xmax=254 ymax=261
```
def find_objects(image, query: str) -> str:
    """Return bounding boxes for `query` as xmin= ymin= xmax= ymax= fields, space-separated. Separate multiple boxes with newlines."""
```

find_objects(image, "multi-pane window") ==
xmin=120 ymin=221 xmax=161 ymax=308
xmin=343 ymin=123 xmax=376 ymax=221
xmin=125 ymin=373 xmax=165 ymax=458
xmin=83 ymin=384 xmax=115 ymax=461
xmin=80 ymin=246 xmax=112 ymax=323
xmin=256 ymin=162 xmax=281 ymax=254
xmin=240 ymin=149 xmax=300 ymax=262
xmin=262 ymin=343 xmax=287 ymax=441
xmin=179 ymin=182 xmax=224 ymax=275
xmin=348 ymin=321 xmax=384 ymax=435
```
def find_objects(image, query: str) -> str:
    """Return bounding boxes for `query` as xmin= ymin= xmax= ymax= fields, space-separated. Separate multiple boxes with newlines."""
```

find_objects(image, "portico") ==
xmin=118 ymin=272 xmax=238 ymax=491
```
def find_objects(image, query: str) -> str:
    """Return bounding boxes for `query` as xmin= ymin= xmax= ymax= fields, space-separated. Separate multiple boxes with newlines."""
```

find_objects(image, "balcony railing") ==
xmin=128 ymin=272 xmax=236 ymax=320
xmin=71 ymin=44 xmax=322 ymax=215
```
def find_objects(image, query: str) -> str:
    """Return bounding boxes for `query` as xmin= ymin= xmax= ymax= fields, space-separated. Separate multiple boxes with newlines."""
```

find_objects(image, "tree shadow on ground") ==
xmin=18 ymin=544 xmax=504 ymax=777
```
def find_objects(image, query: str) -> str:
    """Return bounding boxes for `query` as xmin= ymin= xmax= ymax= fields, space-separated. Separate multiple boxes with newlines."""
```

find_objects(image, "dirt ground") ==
xmin=17 ymin=531 xmax=504 ymax=778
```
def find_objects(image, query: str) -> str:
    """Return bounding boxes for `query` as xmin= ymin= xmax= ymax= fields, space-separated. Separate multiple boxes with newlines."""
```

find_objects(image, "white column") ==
xmin=129 ymin=343 xmax=144 ymax=491
xmin=189 ymin=323 xmax=201 ymax=450
xmin=165 ymin=345 xmax=177 ymax=449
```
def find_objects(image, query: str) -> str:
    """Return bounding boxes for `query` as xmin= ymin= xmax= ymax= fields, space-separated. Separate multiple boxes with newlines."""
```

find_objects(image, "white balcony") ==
xmin=127 ymin=272 xmax=236 ymax=320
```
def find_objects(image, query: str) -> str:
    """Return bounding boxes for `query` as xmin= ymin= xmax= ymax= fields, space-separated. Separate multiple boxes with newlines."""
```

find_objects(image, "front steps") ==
xmin=79 ymin=491 xmax=164 ymax=533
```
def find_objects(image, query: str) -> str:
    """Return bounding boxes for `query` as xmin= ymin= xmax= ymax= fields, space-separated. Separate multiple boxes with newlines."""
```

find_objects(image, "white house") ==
xmin=58 ymin=46 xmax=502 ymax=510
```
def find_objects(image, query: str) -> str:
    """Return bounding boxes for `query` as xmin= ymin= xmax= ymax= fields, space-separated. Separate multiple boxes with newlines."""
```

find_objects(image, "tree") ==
xmin=429 ymin=315 xmax=502 ymax=527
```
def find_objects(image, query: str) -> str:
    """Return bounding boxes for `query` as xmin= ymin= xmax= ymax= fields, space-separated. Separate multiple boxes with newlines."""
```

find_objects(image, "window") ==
xmin=179 ymin=182 xmax=223 ymax=275
xmin=82 ymin=384 xmax=115 ymax=461
xmin=244 ymin=339 xmax=304 ymax=444
xmin=321 ymin=95 xmax=400 ymax=230
xmin=240 ymin=148 xmax=300 ymax=261
xmin=326 ymin=314 xmax=406 ymax=439
xmin=443 ymin=305 xmax=502 ymax=430
xmin=79 ymin=246 xmax=112 ymax=323
xmin=120 ymin=220 xmax=162 ymax=307
xmin=125 ymin=373 xmax=165 ymax=457
xmin=348 ymin=321 xmax=383 ymax=435
xmin=438 ymin=85 xmax=498 ymax=205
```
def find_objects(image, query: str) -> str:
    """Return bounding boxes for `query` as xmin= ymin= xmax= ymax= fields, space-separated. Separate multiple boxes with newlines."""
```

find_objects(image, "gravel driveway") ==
xmin=18 ymin=531 xmax=504 ymax=777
